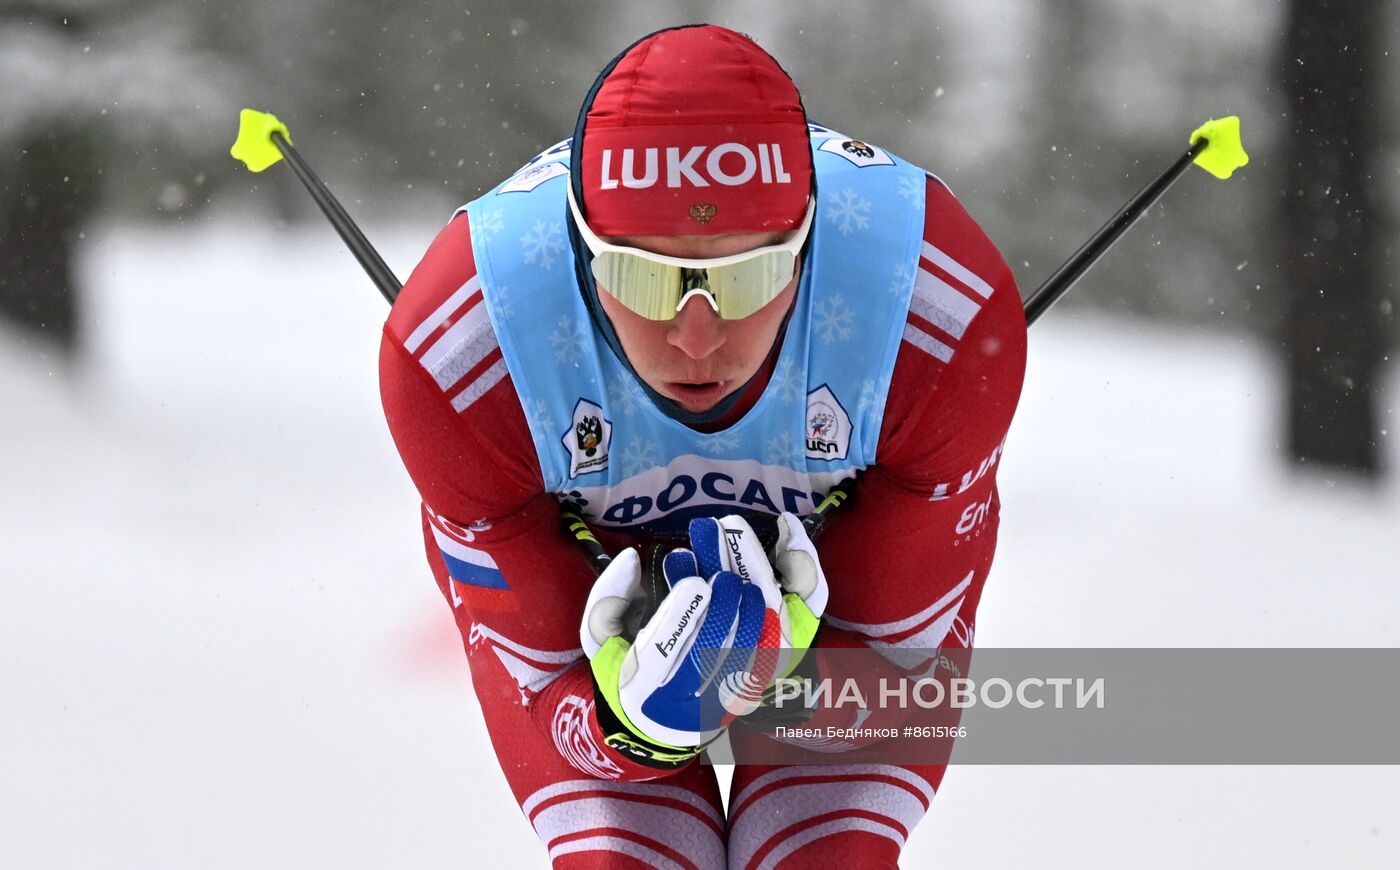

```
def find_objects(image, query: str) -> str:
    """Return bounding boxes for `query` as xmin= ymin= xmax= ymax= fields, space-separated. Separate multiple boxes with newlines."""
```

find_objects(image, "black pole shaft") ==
xmin=270 ymin=131 xmax=402 ymax=304
xmin=800 ymin=477 xmax=855 ymax=539
xmin=1023 ymin=137 xmax=1208 ymax=326
xmin=562 ymin=510 xmax=614 ymax=573
xmin=805 ymin=139 xmax=1211 ymax=543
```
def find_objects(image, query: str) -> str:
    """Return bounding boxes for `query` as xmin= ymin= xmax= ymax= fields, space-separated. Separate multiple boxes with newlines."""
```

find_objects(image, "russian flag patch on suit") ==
xmin=429 ymin=522 xmax=509 ymax=590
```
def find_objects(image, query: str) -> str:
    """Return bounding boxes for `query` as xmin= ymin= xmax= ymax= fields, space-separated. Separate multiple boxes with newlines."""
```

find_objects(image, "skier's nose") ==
xmin=667 ymin=293 xmax=726 ymax=359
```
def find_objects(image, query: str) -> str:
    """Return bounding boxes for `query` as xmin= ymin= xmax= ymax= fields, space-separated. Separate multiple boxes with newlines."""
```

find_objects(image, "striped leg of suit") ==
xmin=523 ymin=778 xmax=729 ymax=869
xmin=725 ymin=764 xmax=943 ymax=870
xmin=463 ymin=623 xmax=728 ymax=869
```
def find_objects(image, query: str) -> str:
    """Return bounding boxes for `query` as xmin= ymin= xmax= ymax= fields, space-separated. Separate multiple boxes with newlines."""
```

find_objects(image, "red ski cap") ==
xmin=576 ymin=25 xmax=813 ymax=237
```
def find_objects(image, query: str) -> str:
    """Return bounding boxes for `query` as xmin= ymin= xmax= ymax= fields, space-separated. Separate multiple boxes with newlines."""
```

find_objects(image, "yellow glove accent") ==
xmin=589 ymin=636 xmax=696 ymax=755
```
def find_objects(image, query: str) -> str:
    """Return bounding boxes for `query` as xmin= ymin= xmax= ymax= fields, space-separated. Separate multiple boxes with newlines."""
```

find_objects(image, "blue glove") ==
xmin=580 ymin=515 xmax=780 ymax=760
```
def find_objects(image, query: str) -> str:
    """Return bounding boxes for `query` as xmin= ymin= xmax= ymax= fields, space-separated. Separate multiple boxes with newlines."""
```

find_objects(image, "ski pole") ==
xmin=807 ymin=117 xmax=1248 ymax=529
xmin=562 ymin=509 xmax=613 ymax=574
xmin=230 ymin=109 xmax=401 ymax=304
xmin=232 ymin=109 xmax=609 ymax=568
xmin=229 ymin=107 xmax=837 ymax=569
xmin=1023 ymin=116 xmax=1248 ymax=326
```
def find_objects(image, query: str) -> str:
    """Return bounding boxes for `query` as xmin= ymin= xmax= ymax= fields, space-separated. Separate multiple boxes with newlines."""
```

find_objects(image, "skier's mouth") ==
xmin=666 ymin=380 xmax=731 ymax=409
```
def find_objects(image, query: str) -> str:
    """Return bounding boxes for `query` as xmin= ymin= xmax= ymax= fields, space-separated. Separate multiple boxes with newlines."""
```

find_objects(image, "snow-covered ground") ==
xmin=1 ymin=217 xmax=1395 ymax=868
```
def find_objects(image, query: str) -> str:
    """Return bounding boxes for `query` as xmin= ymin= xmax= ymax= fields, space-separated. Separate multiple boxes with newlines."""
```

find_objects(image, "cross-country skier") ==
xmin=380 ymin=24 xmax=1026 ymax=869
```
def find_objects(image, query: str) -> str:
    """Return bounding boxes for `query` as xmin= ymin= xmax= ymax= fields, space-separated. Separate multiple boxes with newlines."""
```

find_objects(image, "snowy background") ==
xmin=1 ymin=219 xmax=1395 ymax=868
xmin=3 ymin=0 xmax=1399 ymax=867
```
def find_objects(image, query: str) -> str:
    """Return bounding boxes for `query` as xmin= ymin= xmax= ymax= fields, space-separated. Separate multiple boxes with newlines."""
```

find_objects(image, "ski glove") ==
xmin=767 ymin=511 xmax=830 ymax=674
xmin=580 ymin=515 xmax=782 ymax=766
xmin=731 ymin=512 xmax=832 ymax=729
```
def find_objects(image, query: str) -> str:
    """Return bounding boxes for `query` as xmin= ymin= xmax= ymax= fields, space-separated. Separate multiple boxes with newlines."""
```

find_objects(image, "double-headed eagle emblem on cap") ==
xmin=689 ymin=203 xmax=717 ymax=225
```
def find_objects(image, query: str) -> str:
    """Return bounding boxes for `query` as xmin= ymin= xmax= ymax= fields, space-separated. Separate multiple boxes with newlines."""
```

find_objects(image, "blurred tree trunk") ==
xmin=0 ymin=1 xmax=101 ymax=357
xmin=0 ymin=122 xmax=99 ymax=355
xmin=1022 ymin=0 xmax=1109 ymax=311
xmin=1280 ymin=0 xmax=1384 ymax=476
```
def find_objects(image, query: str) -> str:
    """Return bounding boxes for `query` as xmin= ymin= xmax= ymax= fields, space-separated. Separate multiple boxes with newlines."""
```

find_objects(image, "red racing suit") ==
xmin=380 ymin=176 xmax=1026 ymax=869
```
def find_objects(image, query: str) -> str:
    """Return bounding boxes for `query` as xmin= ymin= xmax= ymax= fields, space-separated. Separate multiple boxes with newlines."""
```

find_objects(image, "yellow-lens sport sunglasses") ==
xmin=568 ymin=185 xmax=814 ymax=321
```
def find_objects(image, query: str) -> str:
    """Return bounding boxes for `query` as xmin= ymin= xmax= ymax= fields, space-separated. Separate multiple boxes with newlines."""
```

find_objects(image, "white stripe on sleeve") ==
xmin=901 ymin=323 xmax=954 ymax=363
xmin=404 ymin=276 xmax=480 ymax=353
xmin=911 ymin=267 xmax=982 ymax=339
xmin=922 ymin=242 xmax=996 ymax=300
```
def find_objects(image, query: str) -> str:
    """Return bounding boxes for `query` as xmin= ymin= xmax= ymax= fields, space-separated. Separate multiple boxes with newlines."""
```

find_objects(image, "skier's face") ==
xmin=597 ymin=230 xmax=800 ymax=414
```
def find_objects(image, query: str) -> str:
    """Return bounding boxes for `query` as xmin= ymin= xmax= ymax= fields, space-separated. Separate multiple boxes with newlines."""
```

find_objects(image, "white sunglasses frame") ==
xmin=566 ymin=184 xmax=815 ymax=317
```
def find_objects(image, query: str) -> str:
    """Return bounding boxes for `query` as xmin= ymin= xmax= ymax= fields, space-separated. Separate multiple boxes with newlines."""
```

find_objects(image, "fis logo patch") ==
xmin=563 ymin=398 xmax=612 ymax=477
xmin=805 ymin=385 xmax=851 ymax=461
xmin=499 ymin=161 xmax=568 ymax=194
xmin=818 ymin=136 xmax=895 ymax=168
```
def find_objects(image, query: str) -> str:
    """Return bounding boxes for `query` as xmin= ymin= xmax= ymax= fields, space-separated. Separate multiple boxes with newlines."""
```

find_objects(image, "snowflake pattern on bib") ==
xmin=826 ymin=188 xmax=872 ymax=236
xmin=464 ymin=128 xmax=926 ymax=537
xmin=520 ymin=220 xmax=564 ymax=269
